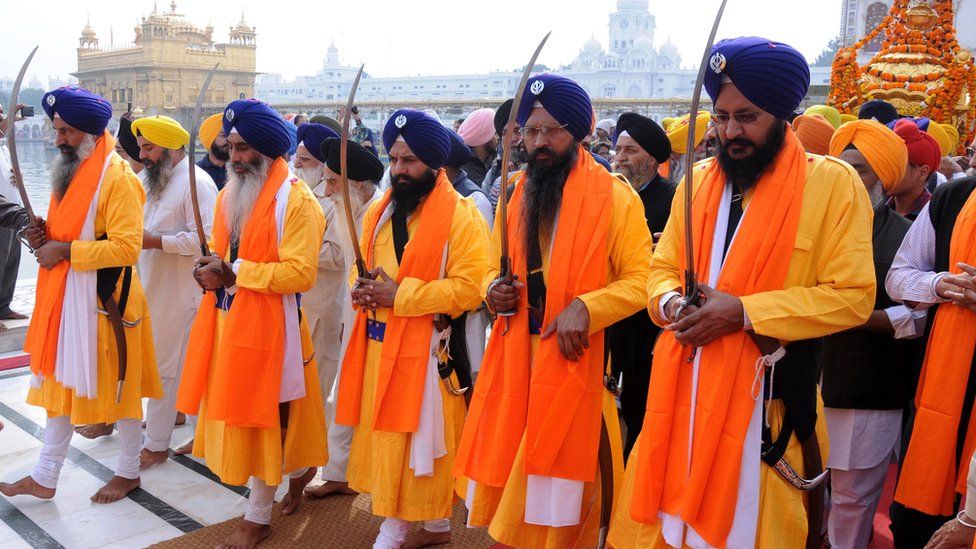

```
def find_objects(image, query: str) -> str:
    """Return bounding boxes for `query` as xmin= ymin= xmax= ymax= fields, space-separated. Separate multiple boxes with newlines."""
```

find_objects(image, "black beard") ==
xmin=483 ymin=142 xmax=498 ymax=160
xmin=522 ymin=146 xmax=577 ymax=257
xmin=210 ymin=142 xmax=230 ymax=162
xmin=717 ymin=120 xmax=787 ymax=190
xmin=392 ymin=168 xmax=437 ymax=217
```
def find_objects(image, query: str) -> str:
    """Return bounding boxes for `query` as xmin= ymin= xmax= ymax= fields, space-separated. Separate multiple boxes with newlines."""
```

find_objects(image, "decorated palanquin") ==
xmin=828 ymin=0 xmax=976 ymax=150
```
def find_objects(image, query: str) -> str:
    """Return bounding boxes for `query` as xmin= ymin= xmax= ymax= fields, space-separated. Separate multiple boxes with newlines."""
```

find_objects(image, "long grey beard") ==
xmin=144 ymin=150 xmax=175 ymax=201
xmin=52 ymin=134 xmax=97 ymax=199
xmin=868 ymin=181 xmax=886 ymax=209
xmin=224 ymin=156 xmax=271 ymax=243
xmin=295 ymin=165 xmax=323 ymax=188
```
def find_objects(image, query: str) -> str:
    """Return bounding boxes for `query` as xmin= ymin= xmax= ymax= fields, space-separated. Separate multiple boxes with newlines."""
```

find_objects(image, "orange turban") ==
xmin=829 ymin=120 xmax=908 ymax=190
xmin=791 ymin=114 xmax=834 ymax=155
xmin=199 ymin=113 xmax=223 ymax=150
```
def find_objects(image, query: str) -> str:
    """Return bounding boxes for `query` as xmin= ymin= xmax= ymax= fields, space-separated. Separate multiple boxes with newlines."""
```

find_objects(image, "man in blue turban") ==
xmin=609 ymin=37 xmax=876 ymax=549
xmin=460 ymin=71 xmax=653 ymax=549
xmin=187 ymin=97 xmax=328 ymax=548
xmin=339 ymin=107 xmax=488 ymax=549
xmin=1 ymin=86 xmax=165 ymax=506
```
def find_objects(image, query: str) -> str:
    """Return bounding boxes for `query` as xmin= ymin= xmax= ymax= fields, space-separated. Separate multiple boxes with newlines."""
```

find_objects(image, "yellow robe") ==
xmin=191 ymin=182 xmax=329 ymax=487
xmin=609 ymin=155 xmax=876 ymax=549
xmin=346 ymin=196 xmax=487 ymax=522
xmin=477 ymin=178 xmax=653 ymax=549
xmin=28 ymin=154 xmax=162 ymax=424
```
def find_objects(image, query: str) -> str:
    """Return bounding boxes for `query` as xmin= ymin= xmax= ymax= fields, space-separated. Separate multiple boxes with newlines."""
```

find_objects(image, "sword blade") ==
xmin=6 ymin=46 xmax=39 ymax=221
xmin=682 ymin=0 xmax=728 ymax=302
xmin=498 ymin=32 xmax=550 ymax=276
xmin=187 ymin=63 xmax=220 ymax=257
xmin=340 ymin=65 xmax=367 ymax=278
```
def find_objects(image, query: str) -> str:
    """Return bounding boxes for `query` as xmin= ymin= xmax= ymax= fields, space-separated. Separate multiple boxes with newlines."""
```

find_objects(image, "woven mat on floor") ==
xmin=149 ymin=493 xmax=495 ymax=549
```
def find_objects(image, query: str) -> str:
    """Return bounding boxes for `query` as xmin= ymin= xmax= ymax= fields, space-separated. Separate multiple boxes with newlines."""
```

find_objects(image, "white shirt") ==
xmin=0 ymin=141 xmax=22 ymax=206
xmin=885 ymin=202 xmax=950 ymax=309
xmin=137 ymin=156 xmax=217 ymax=378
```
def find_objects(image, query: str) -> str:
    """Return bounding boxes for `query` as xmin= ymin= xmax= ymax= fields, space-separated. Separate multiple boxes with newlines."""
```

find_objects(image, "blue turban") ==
xmin=296 ymin=123 xmax=339 ymax=163
xmin=222 ymin=99 xmax=295 ymax=159
xmin=858 ymin=99 xmax=899 ymax=125
xmin=445 ymin=130 xmax=472 ymax=169
xmin=41 ymin=86 xmax=113 ymax=135
xmin=382 ymin=109 xmax=452 ymax=169
xmin=516 ymin=73 xmax=592 ymax=141
xmin=703 ymin=37 xmax=810 ymax=120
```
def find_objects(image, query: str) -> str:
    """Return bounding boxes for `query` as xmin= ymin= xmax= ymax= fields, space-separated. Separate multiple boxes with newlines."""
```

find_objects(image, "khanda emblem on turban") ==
xmin=226 ymin=109 xmax=235 ymax=121
xmin=46 ymin=94 xmax=56 ymax=106
xmin=709 ymin=52 xmax=727 ymax=74
xmin=395 ymin=114 xmax=407 ymax=128
xmin=530 ymin=80 xmax=545 ymax=96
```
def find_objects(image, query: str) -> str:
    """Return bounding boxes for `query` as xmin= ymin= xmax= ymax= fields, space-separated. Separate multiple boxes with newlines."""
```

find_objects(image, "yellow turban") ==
xmin=131 ymin=115 xmax=189 ymax=150
xmin=829 ymin=120 xmax=908 ymax=190
xmin=803 ymin=105 xmax=842 ymax=129
xmin=840 ymin=113 xmax=857 ymax=124
xmin=925 ymin=122 xmax=952 ymax=157
xmin=662 ymin=117 xmax=676 ymax=131
xmin=667 ymin=111 xmax=710 ymax=154
xmin=199 ymin=113 xmax=223 ymax=150
xmin=792 ymin=114 xmax=835 ymax=155
xmin=940 ymin=123 xmax=960 ymax=154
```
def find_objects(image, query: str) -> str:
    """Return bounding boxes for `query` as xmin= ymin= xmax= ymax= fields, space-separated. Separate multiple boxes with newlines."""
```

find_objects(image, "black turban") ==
xmin=613 ymin=113 xmax=671 ymax=163
xmin=321 ymin=137 xmax=385 ymax=183
xmin=494 ymin=98 xmax=514 ymax=137
xmin=116 ymin=117 xmax=142 ymax=162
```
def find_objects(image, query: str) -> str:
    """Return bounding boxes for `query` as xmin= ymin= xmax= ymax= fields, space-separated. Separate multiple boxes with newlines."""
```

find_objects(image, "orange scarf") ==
xmin=456 ymin=146 xmax=612 ymax=485
xmin=894 ymin=188 xmax=976 ymax=516
xmin=176 ymin=158 xmax=291 ymax=429
xmin=25 ymin=131 xmax=114 ymax=378
xmin=630 ymin=129 xmax=807 ymax=546
xmin=336 ymin=170 xmax=458 ymax=432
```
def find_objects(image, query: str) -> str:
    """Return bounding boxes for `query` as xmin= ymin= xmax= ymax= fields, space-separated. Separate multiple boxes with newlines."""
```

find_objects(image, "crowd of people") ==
xmin=0 ymin=34 xmax=975 ymax=549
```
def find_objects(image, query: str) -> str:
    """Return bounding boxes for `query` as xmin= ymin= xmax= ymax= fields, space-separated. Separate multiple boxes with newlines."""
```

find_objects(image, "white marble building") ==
xmin=256 ymin=0 xmax=697 ymax=104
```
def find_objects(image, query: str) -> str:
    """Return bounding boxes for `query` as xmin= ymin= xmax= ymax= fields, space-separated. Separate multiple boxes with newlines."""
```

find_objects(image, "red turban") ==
xmin=893 ymin=119 xmax=941 ymax=174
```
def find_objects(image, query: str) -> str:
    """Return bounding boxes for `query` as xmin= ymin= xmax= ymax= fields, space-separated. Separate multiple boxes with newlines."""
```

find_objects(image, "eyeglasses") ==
xmin=518 ymin=124 xmax=569 ymax=140
xmin=711 ymin=111 xmax=762 ymax=126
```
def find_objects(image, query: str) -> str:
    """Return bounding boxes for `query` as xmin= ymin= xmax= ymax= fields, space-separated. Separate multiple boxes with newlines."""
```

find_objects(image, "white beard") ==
xmin=51 ymin=134 xmax=97 ymax=199
xmin=223 ymin=156 xmax=271 ymax=243
xmin=295 ymin=165 xmax=323 ymax=189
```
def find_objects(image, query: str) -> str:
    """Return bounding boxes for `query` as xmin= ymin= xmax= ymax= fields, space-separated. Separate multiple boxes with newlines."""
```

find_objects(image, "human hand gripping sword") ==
xmin=492 ymin=32 xmax=550 ymax=335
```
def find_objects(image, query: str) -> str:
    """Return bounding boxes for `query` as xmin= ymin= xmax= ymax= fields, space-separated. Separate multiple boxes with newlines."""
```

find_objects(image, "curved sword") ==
xmin=6 ymin=46 xmax=39 ymax=222
xmin=339 ymin=64 xmax=367 ymax=278
xmin=495 ymin=32 xmax=550 ymax=327
xmin=187 ymin=63 xmax=220 ymax=257
xmin=675 ymin=0 xmax=728 ymax=340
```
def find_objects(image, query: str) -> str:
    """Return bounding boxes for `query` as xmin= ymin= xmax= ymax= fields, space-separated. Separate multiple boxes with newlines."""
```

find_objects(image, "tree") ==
xmin=812 ymin=36 xmax=842 ymax=67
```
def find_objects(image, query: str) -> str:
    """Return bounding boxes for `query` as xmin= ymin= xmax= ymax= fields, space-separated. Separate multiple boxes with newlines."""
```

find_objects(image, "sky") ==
xmin=2 ymin=0 xmax=841 ymax=84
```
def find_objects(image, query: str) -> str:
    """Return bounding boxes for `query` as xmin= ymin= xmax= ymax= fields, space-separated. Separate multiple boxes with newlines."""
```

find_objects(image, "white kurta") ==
xmin=137 ymin=157 xmax=217 ymax=379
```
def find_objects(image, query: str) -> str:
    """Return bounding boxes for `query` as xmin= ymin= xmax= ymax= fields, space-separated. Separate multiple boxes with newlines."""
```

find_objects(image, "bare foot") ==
xmin=174 ymin=438 xmax=194 ymax=455
xmin=0 ymin=475 xmax=55 ymax=499
xmin=75 ymin=423 xmax=114 ymax=439
xmin=304 ymin=480 xmax=357 ymax=499
xmin=216 ymin=519 xmax=271 ymax=549
xmin=139 ymin=448 xmax=170 ymax=470
xmin=175 ymin=412 xmax=186 ymax=426
xmin=281 ymin=468 xmax=316 ymax=515
xmin=0 ymin=311 xmax=29 ymax=320
xmin=402 ymin=528 xmax=451 ymax=549
xmin=91 ymin=475 xmax=140 ymax=503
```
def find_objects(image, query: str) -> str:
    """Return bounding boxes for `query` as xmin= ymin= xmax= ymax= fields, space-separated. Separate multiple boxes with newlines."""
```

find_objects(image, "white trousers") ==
xmin=31 ymin=416 xmax=141 ymax=489
xmin=321 ymin=360 xmax=353 ymax=483
xmin=143 ymin=374 xmax=181 ymax=452
xmin=243 ymin=467 xmax=310 ymax=525
xmin=372 ymin=518 xmax=451 ymax=549
xmin=828 ymin=460 xmax=891 ymax=549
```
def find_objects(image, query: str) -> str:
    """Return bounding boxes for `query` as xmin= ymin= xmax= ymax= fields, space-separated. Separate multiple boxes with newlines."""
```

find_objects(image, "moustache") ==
xmin=231 ymin=161 xmax=259 ymax=174
xmin=58 ymin=145 xmax=76 ymax=155
xmin=726 ymin=138 xmax=757 ymax=150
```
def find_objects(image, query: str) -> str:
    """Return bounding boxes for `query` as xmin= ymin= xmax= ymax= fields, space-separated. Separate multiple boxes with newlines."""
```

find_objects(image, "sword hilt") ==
xmin=116 ymin=380 xmax=124 ymax=403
